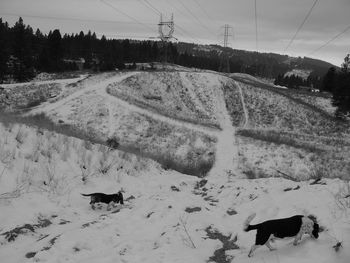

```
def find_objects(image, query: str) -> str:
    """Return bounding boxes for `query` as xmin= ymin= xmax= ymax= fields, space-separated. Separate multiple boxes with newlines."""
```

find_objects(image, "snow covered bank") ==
xmin=0 ymin=123 xmax=349 ymax=263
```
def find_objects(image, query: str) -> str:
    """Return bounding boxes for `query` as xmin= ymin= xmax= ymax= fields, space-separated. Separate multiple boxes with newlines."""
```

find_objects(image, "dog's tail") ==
xmin=243 ymin=213 xmax=257 ymax=232
xmin=81 ymin=193 xmax=92 ymax=196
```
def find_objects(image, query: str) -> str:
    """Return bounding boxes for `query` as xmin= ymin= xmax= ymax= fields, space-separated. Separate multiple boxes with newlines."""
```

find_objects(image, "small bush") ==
xmin=15 ymin=128 xmax=26 ymax=145
xmin=106 ymin=137 xmax=119 ymax=150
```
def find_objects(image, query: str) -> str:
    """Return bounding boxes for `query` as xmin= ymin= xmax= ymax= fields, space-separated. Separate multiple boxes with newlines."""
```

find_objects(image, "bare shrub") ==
xmin=243 ymin=167 xmax=257 ymax=179
xmin=243 ymin=166 xmax=266 ymax=179
xmin=309 ymin=164 xmax=329 ymax=181
xmin=50 ymin=135 xmax=62 ymax=154
xmin=60 ymin=141 xmax=70 ymax=162
xmin=106 ymin=137 xmax=119 ymax=150
xmin=15 ymin=128 xmax=26 ymax=145
xmin=237 ymin=129 xmax=323 ymax=153
xmin=25 ymin=147 xmax=40 ymax=163
xmin=98 ymin=150 xmax=118 ymax=175
xmin=83 ymin=140 xmax=93 ymax=151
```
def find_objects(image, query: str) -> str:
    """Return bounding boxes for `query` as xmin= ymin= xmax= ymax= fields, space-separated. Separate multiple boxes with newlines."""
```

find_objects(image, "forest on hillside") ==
xmin=0 ymin=17 xmax=349 ymax=118
xmin=0 ymin=17 xmax=335 ymax=83
xmin=0 ymin=17 xmax=225 ymax=82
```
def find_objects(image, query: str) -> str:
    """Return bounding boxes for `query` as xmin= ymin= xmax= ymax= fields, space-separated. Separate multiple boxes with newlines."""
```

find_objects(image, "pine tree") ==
xmin=332 ymin=54 xmax=350 ymax=118
xmin=11 ymin=18 xmax=35 ymax=81
xmin=47 ymin=29 xmax=63 ymax=71
xmin=0 ymin=19 xmax=10 ymax=82
xmin=322 ymin=67 xmax=336 ymax=92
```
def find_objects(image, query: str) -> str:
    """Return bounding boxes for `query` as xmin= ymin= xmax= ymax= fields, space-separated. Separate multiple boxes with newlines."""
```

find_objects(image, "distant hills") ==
xmin=175 ymin=42 xmax=336 ymax=79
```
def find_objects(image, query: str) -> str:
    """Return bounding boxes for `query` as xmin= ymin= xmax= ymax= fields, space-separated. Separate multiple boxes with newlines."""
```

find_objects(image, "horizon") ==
xmin=1 ymin=0 xmax=349 ymax=67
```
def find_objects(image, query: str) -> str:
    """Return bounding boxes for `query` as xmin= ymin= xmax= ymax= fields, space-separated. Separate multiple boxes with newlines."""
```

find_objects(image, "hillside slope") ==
xmin=226 ymin=74 xmax=350 ymax=180
xmin=0 ymin=123 xmax=349 ymax=263
xmin=1 ymin=66 xmax=349 ymax=180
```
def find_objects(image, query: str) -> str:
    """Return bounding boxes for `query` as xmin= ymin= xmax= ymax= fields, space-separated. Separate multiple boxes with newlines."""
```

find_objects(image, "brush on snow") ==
xmin=333 ymin=241 xmax=343 ymax=252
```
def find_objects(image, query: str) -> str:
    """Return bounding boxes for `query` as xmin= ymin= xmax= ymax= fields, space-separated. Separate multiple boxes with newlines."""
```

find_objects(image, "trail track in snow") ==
xmin=1 ymin=75 xmax=87 ymax=89
xmin=235 ymin=80 xmax=249 ymax=128
xmin=30 ymin=73 xmax=135 ymax=114
xmin=208 ymin=79 xmax=240 ymax=178
xmin=97 ymin=85 xmax=221 ymax=137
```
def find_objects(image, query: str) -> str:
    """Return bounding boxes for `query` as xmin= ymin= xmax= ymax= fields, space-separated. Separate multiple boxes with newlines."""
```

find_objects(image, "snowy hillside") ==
xmin=0 ymin=65 xmax=349 ymax=263
xmin=1 ymin=66 xmax=350 ymax=180
xmin=0 ymin=122 xmax=349 ymax=263
xmin=284 ymin=69 xmax=312 ymax=80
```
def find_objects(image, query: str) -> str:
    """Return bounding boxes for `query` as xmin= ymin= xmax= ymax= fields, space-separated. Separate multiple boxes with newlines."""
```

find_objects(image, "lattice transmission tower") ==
xmin=156 ymin=14 xmax=177 ymax=63
xmin=219 ymin=24 xmax=233 ymax=73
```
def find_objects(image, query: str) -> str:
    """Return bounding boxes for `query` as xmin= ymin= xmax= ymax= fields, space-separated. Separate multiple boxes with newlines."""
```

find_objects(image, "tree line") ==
xmin=273 ymin=55 xmax=350 ymax=119
xmin=274 ymin=74 xmax=321 ymax=90
xmin=0 ymin=17 xmax=235 ymax=82
xmin=0 ymin=17 xmax=348 ymax=118
xmin=322 ymin=55 xmax=350 ymax=118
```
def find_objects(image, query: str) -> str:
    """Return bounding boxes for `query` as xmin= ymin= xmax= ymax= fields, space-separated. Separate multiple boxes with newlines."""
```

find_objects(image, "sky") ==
xmin=0 ymin=0 xmax=349 ymax=66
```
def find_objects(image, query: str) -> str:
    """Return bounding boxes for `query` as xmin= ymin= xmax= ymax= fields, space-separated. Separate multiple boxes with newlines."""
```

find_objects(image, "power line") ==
xmin=176 ymin=0 xmax=215 ymax=36
xmin=307 ymin=25 xmax=350 ymax=55
xmin=135 ymin=0 xmax=199 ymax=43
xmin=137 ymin=1 xmax=158 ymax=16
xmin=0 ymin=12 xmax=156 ymax=26
xmin=161 ymin=0 xmax=203 ymax=41
xmin=192 ymin=0 xmax=213 ymax=21
xmin=99 ymin=0 xmax=155 ymax=32
xmin=284 ymin=0 xmax=319 ymax=52
xmin=254 ymin=0 xmax=258 ymax=52
xmin=164 ymin=0 xmax=191 ymax=21
xmin=143 ymin=0 xmax=161 ymax=15
xmin=175 ymin=24 xmax=201 ymax=43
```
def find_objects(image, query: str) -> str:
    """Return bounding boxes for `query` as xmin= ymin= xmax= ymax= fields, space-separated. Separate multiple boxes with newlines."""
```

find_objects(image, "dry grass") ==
xmin=0 ymin=110 xmax=215 ymax=177
xmin=236 ymin=81 xmax=348 ymax=137
xmin=236 ymin=128 xmax=324 ymax=153
xmin=106 ymin=72 xmax=221 ymax=129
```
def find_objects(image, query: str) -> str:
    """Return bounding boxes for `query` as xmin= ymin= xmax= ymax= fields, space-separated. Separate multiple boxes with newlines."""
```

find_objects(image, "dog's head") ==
xmin=312 ymin=223 xmax=319 ymax=239
xmin=112 ymin=191 xmax=124 ymax=204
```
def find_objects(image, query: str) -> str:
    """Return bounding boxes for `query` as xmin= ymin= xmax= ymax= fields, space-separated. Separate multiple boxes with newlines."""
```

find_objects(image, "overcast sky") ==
xmin=1 ymin=0 xmax=349 ymax=66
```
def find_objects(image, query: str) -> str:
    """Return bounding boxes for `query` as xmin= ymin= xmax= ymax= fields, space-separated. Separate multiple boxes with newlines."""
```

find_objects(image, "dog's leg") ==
xmin=265 ymin=240 xmax=276 ymax=251
xmin=248 ymin=245 xmax=260 ymax=257
xmin=91 ymin=203 xmax=95 ymax=210
xmin=293 ymin=231 xmax=303 ymax=246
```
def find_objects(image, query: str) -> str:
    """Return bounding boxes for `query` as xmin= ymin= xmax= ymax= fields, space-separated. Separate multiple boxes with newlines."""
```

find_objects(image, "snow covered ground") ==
xmin=0 ymin=122 xmax=350 ymax=263
xmin=1 ymin=66 xmax=350 ymax=262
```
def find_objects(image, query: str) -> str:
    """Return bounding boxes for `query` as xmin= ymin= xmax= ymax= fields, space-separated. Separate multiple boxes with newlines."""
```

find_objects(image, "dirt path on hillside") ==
xmin=208 ymin=84 xmax=239 ymax=178
xmin=2 ymin=75 xmax=87 ymax=89
xmin=235 ymin=80 xmax=249 ymax=128
xmin=99 ymin=86 xmax=221 ymax=137
xmin=29 ymin=73 xmax=136 ymax=116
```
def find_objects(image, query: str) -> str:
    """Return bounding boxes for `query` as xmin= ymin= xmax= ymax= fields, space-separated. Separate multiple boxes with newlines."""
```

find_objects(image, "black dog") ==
xmin=244 ymin=213 xmax=319 ymax=257
xmin=81 ymin=191 xmax=124 ymax=210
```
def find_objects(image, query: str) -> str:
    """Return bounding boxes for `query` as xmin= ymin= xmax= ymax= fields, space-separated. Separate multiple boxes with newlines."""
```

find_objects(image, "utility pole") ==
xmin=219 ymin=24 xmax=233 ymax=73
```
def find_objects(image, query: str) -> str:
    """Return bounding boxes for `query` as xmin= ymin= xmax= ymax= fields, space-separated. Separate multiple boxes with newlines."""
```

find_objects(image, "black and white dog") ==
xmin=81 ymin=191 xmax=124 ymax=210
xmin=244 ymin=213 xmax=319 ymax=257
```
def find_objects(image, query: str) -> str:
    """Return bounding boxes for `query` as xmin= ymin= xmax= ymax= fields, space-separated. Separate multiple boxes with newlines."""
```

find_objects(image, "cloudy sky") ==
xmin=1 ymin=0 xmax=349 ymax=66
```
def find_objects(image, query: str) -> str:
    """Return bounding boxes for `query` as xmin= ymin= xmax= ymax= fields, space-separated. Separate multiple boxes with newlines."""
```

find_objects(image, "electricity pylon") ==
xmin=153 ymin=13 xmax=177 ymax=63
xmin=219 ymin=24 xmax=233 ymax=73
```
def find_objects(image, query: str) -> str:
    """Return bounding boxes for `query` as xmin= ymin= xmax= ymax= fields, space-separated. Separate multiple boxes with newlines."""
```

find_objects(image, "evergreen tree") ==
xmin=332 ymin=54 xmax=350 ymax=118
xmin=0 ymin=19 xmax=10 ymax=82
xmin=47 ymin=29 xmax=63 ymax=71
xmin=322 ymin=67 xmax=336 ymax=92
xmin=11 ymin=17 xmax=35 ymax=81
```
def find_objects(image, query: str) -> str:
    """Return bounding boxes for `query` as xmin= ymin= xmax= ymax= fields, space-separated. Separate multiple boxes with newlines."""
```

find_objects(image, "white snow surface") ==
xmin=0 ymin=123 xmax=350 ymax=263
xmin=1 ymin=68 xmax=350 ymax=263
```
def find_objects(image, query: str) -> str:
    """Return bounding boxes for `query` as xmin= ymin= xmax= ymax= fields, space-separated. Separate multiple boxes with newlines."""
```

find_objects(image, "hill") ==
xmin=0 ymin=122 xmax=349 ymax=263
xmin=176 ymin=42 xmax=336 ymax=79
xmin=1 ymin=65 xmax=349 ymax=179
